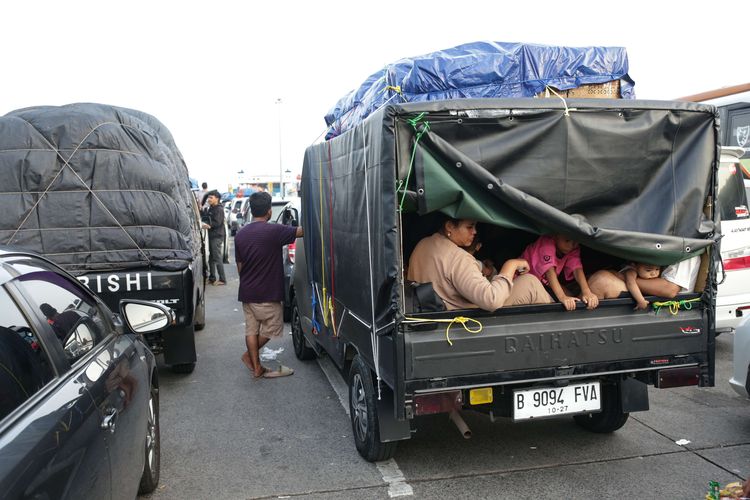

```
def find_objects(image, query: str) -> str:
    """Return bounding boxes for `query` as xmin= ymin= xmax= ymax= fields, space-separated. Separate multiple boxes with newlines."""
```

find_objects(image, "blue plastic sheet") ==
xmin=324 ymin=41 xmax=635 ymax=139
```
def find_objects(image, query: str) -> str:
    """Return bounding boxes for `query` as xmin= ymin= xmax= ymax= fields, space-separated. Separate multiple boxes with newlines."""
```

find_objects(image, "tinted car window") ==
xmin=0 ymin=286 xmax=54 ymax=421
xmin=16 ymin=271 xmax=108 ymax=364
xmin=718 ymin=161 xmax=749 ymax=222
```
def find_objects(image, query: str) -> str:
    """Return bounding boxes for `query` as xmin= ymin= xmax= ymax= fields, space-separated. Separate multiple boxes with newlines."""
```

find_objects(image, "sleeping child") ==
xmin=519 ymin=234 xmax=599 ymax=311
xmin=597 ymin=263 xmax=661 ymax=310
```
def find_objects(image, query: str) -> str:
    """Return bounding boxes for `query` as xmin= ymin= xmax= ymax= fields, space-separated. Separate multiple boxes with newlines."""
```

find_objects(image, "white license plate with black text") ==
xmin=513 ymin=381 xmax=601 ymax=420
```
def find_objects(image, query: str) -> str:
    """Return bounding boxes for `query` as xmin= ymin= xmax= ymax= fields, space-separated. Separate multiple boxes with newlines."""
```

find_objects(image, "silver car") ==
xmin=730 ymin=317 xmax=750 ymax=398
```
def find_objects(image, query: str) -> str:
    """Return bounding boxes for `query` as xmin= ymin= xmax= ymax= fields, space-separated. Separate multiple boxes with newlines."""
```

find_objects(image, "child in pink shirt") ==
xmin=520 ymin=234 xmax=599 ymax=311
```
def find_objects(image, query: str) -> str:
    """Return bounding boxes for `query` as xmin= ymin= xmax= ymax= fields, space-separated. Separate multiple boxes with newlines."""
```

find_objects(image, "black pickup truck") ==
xmin=292 ymin=98 xmax=720 ymax=461
xmin=0 ymin=103 xmax=206 ymax=373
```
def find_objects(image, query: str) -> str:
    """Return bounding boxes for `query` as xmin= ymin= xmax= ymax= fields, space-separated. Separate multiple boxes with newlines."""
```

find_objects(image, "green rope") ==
xmin=398 ymin=112 xmax=430 ymax=212
xmin=652 ymin=297 xmax=701 ymax=315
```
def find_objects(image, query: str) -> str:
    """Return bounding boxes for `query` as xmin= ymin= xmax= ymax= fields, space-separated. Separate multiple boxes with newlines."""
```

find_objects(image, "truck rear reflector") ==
xmin=656 ymin=366 xmax=700 ymax=388
xmin=724 ymin=255 xmax=750 ymax=270
xmin=288 ymin=241 xmax=296 ymax=264
xmin=414 ymin=391 xmax=462 ymax=416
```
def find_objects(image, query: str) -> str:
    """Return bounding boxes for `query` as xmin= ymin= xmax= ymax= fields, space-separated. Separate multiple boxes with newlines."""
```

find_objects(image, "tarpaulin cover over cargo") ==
xmin=324 ymin=41 xmax=635 ymax=139
xmin=0 ymin=103 xmax=202 ymax=273
xmin=302 ymin=98 xmax=719 ymax=330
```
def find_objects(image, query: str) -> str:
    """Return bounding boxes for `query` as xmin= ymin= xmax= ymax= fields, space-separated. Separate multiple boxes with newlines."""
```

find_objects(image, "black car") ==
xmin=0 ymin=249 xmax=174 ymax=499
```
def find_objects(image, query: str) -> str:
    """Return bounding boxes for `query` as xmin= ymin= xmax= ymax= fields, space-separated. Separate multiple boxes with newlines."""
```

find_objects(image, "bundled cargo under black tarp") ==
xmin=0 ymin=103 xmax=201 ymax=273
xmin=302 ymin=98 xmax=720 ymax=332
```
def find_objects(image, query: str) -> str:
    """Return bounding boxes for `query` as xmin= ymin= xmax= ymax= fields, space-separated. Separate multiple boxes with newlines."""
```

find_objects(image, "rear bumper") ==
xmin=715 ymin=296 xmax=750 ymax=331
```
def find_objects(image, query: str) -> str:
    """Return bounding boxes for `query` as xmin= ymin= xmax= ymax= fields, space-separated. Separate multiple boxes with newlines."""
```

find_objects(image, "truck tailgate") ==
xmin=404 ymin=302 xmax=707 ymax=380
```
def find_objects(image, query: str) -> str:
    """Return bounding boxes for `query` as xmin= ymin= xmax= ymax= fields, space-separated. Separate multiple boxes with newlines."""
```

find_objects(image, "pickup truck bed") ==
xmin=403 ymin=296 xmax=709 ymax=384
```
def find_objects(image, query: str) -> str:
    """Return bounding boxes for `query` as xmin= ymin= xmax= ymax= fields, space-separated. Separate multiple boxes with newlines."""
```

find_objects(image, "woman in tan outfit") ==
xmin=407 ymin=218 xmax=553 ymax=311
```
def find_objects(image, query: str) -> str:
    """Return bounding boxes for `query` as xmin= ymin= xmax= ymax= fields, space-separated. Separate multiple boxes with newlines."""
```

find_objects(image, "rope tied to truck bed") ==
xmin=397 ymin=112 xmax=430 ymax=212
xmin=403 ymin=315 xmax=483 ymax=346
xmin=651 ymin=297 xmax=701 ymax=315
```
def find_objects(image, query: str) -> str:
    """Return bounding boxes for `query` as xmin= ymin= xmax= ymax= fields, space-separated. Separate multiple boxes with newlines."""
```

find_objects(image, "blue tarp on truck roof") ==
xmin=324 ymin=41 xmax=635 ymax=139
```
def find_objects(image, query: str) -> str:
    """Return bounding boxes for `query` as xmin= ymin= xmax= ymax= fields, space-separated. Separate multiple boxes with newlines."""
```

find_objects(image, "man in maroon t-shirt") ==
xmin=236 ymin=191 xmax=303 ymax=378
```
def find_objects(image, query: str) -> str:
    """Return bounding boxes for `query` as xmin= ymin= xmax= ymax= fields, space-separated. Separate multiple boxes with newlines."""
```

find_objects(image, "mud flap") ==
xmin=620 ymin=377 xmax=649 ymax=413
xmin=162 ymin=324 xmax=197 ymax=365
xmin=376 ymin=384 xmax=411 ymax=442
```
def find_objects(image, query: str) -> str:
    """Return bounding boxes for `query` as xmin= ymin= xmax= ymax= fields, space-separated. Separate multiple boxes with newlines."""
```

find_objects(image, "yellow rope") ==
xmin=403 ymin=316 xmax=483 ymax=346
xmin=652 ymin=298 xmax=701 ymax=315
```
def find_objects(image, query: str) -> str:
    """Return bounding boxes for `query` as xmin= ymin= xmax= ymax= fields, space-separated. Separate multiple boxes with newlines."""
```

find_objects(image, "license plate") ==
xmin=513 ymin=381 xmax=601 ymax=420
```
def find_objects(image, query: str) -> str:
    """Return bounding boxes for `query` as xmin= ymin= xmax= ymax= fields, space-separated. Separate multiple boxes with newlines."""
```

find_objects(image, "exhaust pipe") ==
xmin=449 ymin=410 xmax=472 ymax=439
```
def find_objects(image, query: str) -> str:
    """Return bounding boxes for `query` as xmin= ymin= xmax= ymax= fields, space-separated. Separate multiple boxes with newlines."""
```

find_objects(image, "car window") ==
xmin=0 ymin=286 xmax=54 ymax=421
xmin=16 ymin=271 xmax=109 ymax=365
xmin=271 ymin=203 xmax=287 ymax=222
xmin=718 ymin=161 xmax=749 ymax=222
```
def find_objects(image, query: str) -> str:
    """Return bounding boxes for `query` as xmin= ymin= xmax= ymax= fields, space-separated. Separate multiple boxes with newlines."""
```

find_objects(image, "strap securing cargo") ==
xmin=651 ymin=298 xmax=701 ymax=315
xmin=403 ymin=315 xmax=483 ymax=346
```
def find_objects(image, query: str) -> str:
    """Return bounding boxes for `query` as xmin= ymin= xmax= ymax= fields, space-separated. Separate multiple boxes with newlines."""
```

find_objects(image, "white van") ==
xmin=716 ymin=147 xmax=750 ymax=332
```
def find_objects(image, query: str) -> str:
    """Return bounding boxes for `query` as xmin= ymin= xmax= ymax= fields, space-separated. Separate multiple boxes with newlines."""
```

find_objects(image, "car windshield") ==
xmin=718 ymin=160 xmax=749 ymax=221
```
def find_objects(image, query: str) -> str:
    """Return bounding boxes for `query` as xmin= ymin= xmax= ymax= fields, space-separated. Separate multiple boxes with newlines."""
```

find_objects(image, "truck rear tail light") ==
xmin=656 ymin=366 xmax=700 ymax=388
xmin=413 ymin=390 xmax=462 ymax=416
xmin=288 ymin=241 xmax=296 ymax=264
xmin=723 ymin=246 xmax=750 ymax=271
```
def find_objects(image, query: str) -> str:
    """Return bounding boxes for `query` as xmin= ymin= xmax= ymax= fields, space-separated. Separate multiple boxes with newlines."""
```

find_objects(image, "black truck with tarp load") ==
xmin=0 ymin=103 xmax=206 ymax=373
xmin=291 ymin=96 xmax=720 ymax=461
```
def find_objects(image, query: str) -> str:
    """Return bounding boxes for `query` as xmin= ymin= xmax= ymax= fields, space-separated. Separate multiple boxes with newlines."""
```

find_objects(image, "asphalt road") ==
xmin=141 ymin=258 xmax=750 ymax=500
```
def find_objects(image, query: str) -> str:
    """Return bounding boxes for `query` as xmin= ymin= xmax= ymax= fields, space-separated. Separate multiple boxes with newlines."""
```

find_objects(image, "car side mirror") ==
xmin=119 ymin=300 xmax=175 ymax=333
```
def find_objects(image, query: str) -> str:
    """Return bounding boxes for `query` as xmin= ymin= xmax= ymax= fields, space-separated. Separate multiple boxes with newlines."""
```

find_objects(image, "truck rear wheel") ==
xmin=291 ymin=302 xmax=316 ymax=360
xmin=573 ymin=383 xmax=629 ymax=433
xmin=349 ymin=355 xmax=397 ymax=462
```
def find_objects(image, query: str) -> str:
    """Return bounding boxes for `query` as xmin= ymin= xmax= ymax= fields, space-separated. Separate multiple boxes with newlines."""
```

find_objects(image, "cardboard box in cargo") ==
xmin=536 ymin=80 xmax=621 ymax=99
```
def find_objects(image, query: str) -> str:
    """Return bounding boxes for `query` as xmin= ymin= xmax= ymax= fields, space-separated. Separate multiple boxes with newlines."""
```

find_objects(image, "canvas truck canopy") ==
xmin=0 ymin=103 xmax=201 ymax=273
xmin=324 ymin=41 xmax=635 ymax=139
xmin=302 ymin=98 xmax=719 ymax=329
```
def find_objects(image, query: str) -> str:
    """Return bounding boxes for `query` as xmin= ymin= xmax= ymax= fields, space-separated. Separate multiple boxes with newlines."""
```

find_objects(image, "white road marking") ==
xmin=316 ymin=356 xmax=414 ymax=497
xmin=376 ymin=459 xmax=414 ymax=497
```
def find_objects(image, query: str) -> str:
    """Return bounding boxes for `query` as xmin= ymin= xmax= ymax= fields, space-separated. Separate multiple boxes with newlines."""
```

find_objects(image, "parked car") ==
xmin=228 ymin=197 xmax=249 ymax=236
xmin=272 ymin=197 xmax=301 ymax=321
xmin=0 ymin=248 xmax=174 ymax=498
xmin=237 ymin=196 xmax=288 ymax=231
xmin=716 ymin=147 xmax=750 ymax=333
xmin=730 ymin=317 xmax=750 ymax=398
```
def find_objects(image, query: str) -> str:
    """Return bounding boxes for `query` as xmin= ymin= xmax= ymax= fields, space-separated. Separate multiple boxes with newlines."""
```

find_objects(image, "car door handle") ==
xmin=101 ymin=407 xmax=118 ymax=433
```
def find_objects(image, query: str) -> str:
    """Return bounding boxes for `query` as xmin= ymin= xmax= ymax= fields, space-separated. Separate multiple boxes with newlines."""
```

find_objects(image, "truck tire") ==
xmin=349 ymin=355 xmax=397 ymax=462
xmin=171 ymin=362 xmax=196 ymax=374
xmin=291 ymin=302 xmax=316 ymax=361
xmin=573 ymin=383 xmax=629 ymax=433
xmin=138 ymin=385 xmax=161 ymax=494
xmin=194 ymin=291 xmax=206 ymax=331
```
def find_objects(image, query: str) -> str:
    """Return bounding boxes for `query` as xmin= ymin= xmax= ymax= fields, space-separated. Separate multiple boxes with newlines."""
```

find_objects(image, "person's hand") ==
xmin=634 ymin=298 xmax=649 ymax=311
xmin=581 ymin=292 xmax=599 ymax=310
xmin=201 ymin=223 xmax=209 ymax=230
xmin=481 ymin=260 xmax=495 ymax=278
xmin=513 ymin=259 xmax=529 ymax=274
xmin=561 ymin=295 xmax=579 ymax=311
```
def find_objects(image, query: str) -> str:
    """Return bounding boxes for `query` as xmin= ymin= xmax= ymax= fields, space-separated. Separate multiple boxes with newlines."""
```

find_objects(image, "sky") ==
xmin=1 ymin=1 xmax=748 ymax=192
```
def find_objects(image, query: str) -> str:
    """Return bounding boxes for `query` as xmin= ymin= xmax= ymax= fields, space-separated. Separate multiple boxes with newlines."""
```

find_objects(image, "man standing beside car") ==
xmin=236 ymin=191 xmax=302 ymax=379
xmin=201 ymin=190 xmax=227 ymax=286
